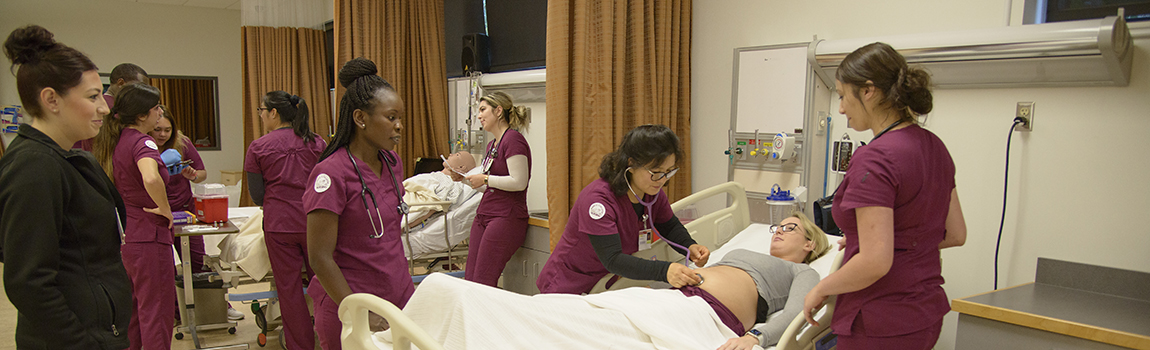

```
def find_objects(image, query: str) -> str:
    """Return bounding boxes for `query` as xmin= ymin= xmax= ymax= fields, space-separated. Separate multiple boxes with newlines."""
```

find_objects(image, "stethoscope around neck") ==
xmin=346 ymin=148 xmax=409 ymax=239
xmin=625 ymin=171 xmax=693 ymax=265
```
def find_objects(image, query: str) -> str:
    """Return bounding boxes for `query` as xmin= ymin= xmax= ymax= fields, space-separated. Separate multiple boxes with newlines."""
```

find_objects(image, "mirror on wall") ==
xmin=101 ymin=74 xmax=221 ymax=150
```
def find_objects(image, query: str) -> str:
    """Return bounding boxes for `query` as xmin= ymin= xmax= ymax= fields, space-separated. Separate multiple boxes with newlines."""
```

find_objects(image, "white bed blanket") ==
xmin=401 ymin=193 xmax=481 ymax=258
xmin=372 ymin=273 xmax=757 ymax=350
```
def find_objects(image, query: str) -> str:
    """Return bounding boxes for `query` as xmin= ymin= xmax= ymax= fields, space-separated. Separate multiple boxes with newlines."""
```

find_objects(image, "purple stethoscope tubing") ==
xmin=635 ymin=193 xmax=693 ymax=266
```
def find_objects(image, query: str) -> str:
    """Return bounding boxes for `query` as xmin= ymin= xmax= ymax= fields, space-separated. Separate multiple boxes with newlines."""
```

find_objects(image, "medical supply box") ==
xmin=193 ymin=183 xmax=228 ymax=223
xmin=173 ymin=211 xmax=197 ymax=225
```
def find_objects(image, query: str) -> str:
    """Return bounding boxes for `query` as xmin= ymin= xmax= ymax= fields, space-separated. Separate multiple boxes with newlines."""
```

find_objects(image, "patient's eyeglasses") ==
xmin=769 ymin=223 xmax=800 ymax=235
xmin=644 ymin=167 xmax=679 ymax=181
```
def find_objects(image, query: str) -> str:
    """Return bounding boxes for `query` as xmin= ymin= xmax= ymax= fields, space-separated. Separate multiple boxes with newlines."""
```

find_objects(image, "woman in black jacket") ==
xmin=0 ymin=25 xmax=133 ymax=349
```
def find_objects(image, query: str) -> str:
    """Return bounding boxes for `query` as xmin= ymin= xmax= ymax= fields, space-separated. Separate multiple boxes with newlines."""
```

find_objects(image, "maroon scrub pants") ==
xmin=265 ymin=231 xmax=315 ymax=350
xmin=122 ymin=241 xmax=175 ymax=350
xmin=464 ymin=213 xmax=529 ymax=287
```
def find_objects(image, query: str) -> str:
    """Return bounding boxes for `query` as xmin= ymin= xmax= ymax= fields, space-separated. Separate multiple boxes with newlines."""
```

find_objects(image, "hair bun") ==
xmin=4 ymin=25 xmax=59 ymax=66
xmin=338 ymin=57 xmax=379 ymax=88
xmin=289 ymin=94 xmax=301 ymax=107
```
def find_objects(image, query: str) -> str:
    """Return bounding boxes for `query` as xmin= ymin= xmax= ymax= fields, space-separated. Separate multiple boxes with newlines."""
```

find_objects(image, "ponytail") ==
xmin=480 ymin=91 xmax=531 ymax=131
xmin=507 ymin=105 xmax=531 ymax=131
xmin=93 ymin=114 xmax=125 ymax=180
xmin=291 ymin=97 xmax=314 ymax=143
xmin=94 ymin=83 xmax=160 ymax=180
xmin=263 ymin=91 xmax=315 ymax=143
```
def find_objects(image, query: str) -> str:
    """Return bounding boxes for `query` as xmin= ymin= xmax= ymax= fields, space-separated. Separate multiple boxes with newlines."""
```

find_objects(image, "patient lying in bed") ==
xmin=401 ymin=152 xmax=479 ymax=228
xmin=686 ymin=212 xmax=830 ymax=349
xmin=371 ymin=213 xmax=831 ymax=350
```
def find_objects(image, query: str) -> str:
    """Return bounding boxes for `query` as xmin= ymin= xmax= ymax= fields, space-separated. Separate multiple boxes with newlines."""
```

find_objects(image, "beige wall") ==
xmin=693 ymin=1 xmax=1150 ymax=349
xmin=0 ymin=0 xmax=243 ymax=183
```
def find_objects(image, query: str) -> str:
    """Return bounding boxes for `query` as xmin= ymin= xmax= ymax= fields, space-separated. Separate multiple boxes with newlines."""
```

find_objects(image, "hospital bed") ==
xmin=400 ymin=192 xmax=482 ymax=276
xmin=338 ymin=181 xmax=844 ymax=350
xmin=197 ymin=197 xmax=479 ymax=347
xmin=214 ymin=189 xmax=481 ymax=279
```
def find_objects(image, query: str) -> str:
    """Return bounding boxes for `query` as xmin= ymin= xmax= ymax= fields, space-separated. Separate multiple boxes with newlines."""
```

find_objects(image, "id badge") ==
xmin=638 ymin=229 xmax=654 ymax=251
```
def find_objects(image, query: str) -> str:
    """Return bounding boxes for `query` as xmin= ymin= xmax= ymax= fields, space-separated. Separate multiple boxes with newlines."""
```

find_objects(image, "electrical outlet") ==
xmin=1015 ymin=102 xmax=1034 ymax=131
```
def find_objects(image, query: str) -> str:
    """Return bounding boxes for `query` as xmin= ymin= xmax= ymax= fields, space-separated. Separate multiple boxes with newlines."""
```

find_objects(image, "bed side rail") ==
xmin=339 ymin=293 xmax=445 ymax=350
xmin=672 ymin=181 xmax=750 ymax=251
xmin=775 ymin=250 xmax=845 ymax=350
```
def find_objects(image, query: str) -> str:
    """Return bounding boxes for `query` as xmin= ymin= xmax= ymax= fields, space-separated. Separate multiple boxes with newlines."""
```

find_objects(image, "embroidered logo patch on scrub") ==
xmin=589 ymin=202 xmax=605 ymax=220
xmin=144 ymin=140 xmax=158 ymax=150
xmin=314 ymin=173 xmax=331 ymax=193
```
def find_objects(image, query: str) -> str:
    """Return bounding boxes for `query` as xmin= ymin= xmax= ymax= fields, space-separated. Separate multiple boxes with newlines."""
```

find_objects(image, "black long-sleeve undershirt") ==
xmin=588 ymin=203 xmax=698 ymax=283
xmin=246 ymin=172 xmax=265 ymax=206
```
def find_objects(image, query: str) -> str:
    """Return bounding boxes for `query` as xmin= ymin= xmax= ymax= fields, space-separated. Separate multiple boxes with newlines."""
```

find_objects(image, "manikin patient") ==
xmin=401 ymin=151 xmax=478 ymax=228
xmin=696 ymin=212 xmax=831 ymax=349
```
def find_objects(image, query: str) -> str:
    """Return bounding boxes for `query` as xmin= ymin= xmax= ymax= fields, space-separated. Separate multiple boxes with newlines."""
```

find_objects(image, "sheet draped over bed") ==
xmin=371 ymin=273 xmax=760 ymax=350
xmin=401 ymin=171 xmax=479 ymax=224
xmin=217 ymin=210 xmax=270 ymax=281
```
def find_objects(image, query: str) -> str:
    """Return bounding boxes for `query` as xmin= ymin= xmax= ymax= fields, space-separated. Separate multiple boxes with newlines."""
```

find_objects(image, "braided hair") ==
xmin=318 ymin=57 xmax=396 ymax=162
xmin=263 ymin=90 xmax=316 ymax=143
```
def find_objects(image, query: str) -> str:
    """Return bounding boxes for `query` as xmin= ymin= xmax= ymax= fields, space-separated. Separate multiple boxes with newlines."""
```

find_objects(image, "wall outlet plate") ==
xmin=1016 ymin=102 xmax=1034 ymax=131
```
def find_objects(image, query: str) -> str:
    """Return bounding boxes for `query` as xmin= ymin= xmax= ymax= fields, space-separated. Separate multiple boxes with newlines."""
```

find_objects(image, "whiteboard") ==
xmin=733 ymin=46 xmax=809 ymax=134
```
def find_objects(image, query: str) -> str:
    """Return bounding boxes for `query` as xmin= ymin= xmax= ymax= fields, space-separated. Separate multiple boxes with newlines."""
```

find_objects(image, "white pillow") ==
xmin=706 ymin=223 xmax=841 ymax=278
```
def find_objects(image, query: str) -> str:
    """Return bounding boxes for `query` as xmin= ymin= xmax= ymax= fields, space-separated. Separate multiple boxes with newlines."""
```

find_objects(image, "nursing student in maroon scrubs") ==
xmin=462 ymin=91 xmax=532 ymax=287
xmin=537 ymin=124 xmax=709 ymax=295
xmin=148 ymin=106 xmax=208 ymax=272
xmin=93 ymin=83 xmax=174 ymax=350
xmin=304 ymin=58 xmax=414 ymax=349
xmin=802 ymin=42 xmax=967 ymax=350
xmin=245 ymin=90 xmax=326 ymax=349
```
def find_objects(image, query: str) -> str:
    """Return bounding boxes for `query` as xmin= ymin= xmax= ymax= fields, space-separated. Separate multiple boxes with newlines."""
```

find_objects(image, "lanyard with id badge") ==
xmin=638 ymin=213 xmax=655 ymax=251
xmin=628 ymin=185 xmax=691 ymax=264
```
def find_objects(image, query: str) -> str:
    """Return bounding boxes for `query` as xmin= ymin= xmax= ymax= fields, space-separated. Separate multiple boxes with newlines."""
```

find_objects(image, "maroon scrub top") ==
xmin=476 ymin=128 xmax=531 ymax=219
xmin=163 ymin=138 xmax=205 ymax=212
xmin=536 ymin=178 xmax=673 ymax=294
xmin=244 ymin=128 xmax=326 ymax=233
xmin=831 ymin=124 xmax=955 ymax=337
xmin=114 ymin=128 xmax=172 ymax=244
xmin=303 ymin=148 xmax=414 ymax=307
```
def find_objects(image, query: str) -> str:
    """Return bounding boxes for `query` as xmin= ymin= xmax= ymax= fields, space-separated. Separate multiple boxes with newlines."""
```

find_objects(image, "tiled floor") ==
xmin=0 ymin=263 xmax=309 ymax=350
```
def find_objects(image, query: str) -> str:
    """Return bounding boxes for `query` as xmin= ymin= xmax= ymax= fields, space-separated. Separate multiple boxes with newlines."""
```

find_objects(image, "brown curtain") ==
xmin=240 ymin=26 xmax=333 ymax=207
xmin=152 ymin=78 xmax=217 ymax=148
xmin=546 ymin=0 xmax=692 ymax=250
xmin=335 ymin=0 xmax=450 ymax=178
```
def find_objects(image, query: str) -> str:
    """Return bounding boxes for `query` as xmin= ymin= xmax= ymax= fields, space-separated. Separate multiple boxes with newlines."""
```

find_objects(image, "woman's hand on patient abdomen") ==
xmin=666 ymin=263 xmax=701 ymax=287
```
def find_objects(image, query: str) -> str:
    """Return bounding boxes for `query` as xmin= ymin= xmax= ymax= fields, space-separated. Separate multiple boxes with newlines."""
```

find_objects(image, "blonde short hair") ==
xmin=792 ymin=211 xmax=831 ymax=264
